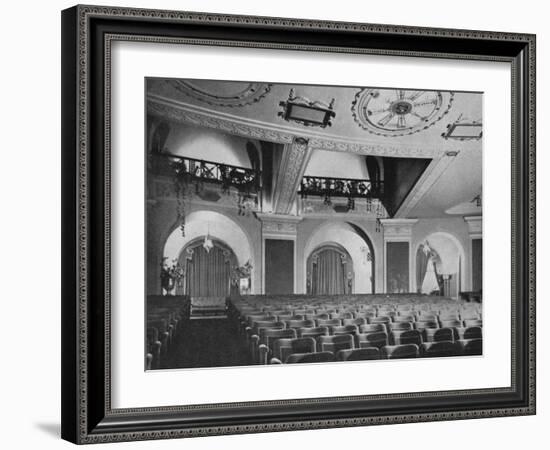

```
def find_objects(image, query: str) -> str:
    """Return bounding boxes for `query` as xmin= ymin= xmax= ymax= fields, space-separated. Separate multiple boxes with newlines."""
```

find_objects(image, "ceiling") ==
xmin=147 ymin=78 xmax=483 ymax=219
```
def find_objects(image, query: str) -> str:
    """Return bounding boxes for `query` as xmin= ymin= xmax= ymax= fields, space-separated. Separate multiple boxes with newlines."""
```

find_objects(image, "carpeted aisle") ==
xmin=162 ymin=318 xmax=252 ymax=369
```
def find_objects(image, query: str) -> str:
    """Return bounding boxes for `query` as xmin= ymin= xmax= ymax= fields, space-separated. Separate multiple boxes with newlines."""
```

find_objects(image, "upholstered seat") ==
xmin=285 ymin=319 xmax=315 ymax=329
xmin=464 ymin=319 xmax=483 ymax=327
xmin=440 ymin=319 xmax=463 ymax=329
xmin=359 ymin=323 xmax=387 ymax=334
xmin=336 ymin=347 xmax=380 ymax=361
xmin=297 ymin=326 xmax=329 ymax=347
xmin=370 ymin=315 xmax=392 ymax=325
xmin=380 ymin=344 xmax=419 ymax=359
xmin=387 ymin=321 xmax=413 ymax=332
xmin=332 ymin=325 xmax=359 ymax=337
xmin=330 ymin=312 xmax=354 ymax=320
xmin=392 ymin=329 xmax=422 ymax=346
xmin=421 ymin=341 xmax=462 ymax=357
xmin=425 ymin=327 xmax=454 ymax=342
xmin=458 ymin=338 xmax=483 ymax=355
xmin=285 ymin=352 xmax=336 ymax=364
xmin=357 ymin=332 xmax=388 ymax=349
xmin=319 ymin=334 xmax=355 ymax=353
xmin=456 ymin=326 xmax=482 ymax=340
xmin=272 ymin=337 xmax=317 ymax=363
xmin=316 ymin=318 xmax=342 ymax=330
xmin=343 ymin=317 xmax=367 ymax=327
xmin=393 ymin=314 xmax=416 ymax=323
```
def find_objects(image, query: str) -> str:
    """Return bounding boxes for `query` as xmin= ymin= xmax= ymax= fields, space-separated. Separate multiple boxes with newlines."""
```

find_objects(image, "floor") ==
xmin=161 ymin=318 xmax=252 ymax=369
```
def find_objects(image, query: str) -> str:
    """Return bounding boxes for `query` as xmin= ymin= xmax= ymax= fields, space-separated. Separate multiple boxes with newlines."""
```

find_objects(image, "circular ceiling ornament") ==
xmin=170 ymin=80 xmax=271 ymax=108
xmin=351 ymin=88 xmax=454 ymax=137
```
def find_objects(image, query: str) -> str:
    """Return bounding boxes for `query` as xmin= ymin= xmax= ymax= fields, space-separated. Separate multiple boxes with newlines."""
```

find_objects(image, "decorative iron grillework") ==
xmin=299 ymin=175 xmax=384 ymax=200
xmin=154 ymin=152 xmax=261 ymax=192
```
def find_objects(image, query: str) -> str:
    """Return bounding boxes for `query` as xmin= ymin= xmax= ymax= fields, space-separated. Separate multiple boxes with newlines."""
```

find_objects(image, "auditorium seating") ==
xmin=227 ymin=294 xmax=482 ymax=365
xmin=298 ymin=327 xmax=330 ymax=349
xmin=357 ymin=331 xmax=388 ymax=349
xmin=320 ymin=334 xmax=354 ymax=353
xmin=421 ymin=341 xmax=463 ymax=358
xmin=337 ymin=347 xmax=380 ymax=361
xmin=360 ymin=323 xmax=387 ymax=333
xmin=381 ymin=344 xmax=420 ymax=359
xmin=457 ymin=326 xmax=482 ymax=340
xmin=458 ymin=338 xmax=483 ymax=355
xmin=272 ymin=337 xmax=316 ymax=363
xmin=332 ymin=325 xmax=360 ymax=337
xmin=282 ymin=352 xmax=336 ymax=364
xmin=146 ymin=296 xmax=189 ymax=369
xmin=425 ymin=327 xmax=454 ymax=342
xmin=393 ymin=329 xmax=423 ymax=346
xmin=256 ymin=328 xmax=296 ymax=364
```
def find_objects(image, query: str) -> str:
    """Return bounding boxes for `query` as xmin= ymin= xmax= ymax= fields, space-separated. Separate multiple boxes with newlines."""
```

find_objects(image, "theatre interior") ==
xmin=145 ymin=79 xmax=483 ymax=370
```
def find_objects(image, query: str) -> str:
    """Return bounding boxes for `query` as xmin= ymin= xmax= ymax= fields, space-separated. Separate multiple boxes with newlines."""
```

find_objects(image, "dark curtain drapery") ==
xmin=184 ymin=243 xmax=233 ymax=297
xmin=309 ymin=247 xmax=349 ymax=295
xmin=416 ymin=245 xmax=429 ymax=293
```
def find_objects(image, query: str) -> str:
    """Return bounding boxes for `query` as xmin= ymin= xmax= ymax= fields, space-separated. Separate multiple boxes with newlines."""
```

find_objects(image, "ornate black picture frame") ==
xmin=61 ymin=5 xmax=536 ymax=444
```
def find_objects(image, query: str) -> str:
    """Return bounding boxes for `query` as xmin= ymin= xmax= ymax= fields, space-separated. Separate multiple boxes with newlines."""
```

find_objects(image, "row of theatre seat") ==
xmin=228 ymin=294 xmax=482 ymax=365
xmin=146 ymin=296 xmax=189 ymax=369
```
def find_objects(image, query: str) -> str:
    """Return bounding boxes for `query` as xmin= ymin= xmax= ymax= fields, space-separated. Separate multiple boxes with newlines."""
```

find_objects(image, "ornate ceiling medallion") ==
xmin=170 ymin=80 xmax=271 ymax=107
xmin=351 ymin=88 xmax=454 ymax=137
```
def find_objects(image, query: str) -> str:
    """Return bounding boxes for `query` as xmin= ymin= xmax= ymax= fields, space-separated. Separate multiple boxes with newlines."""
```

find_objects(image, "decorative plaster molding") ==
xmin=379 ymin=218 xmax=418 ymax=239
xmin=271 ymin=137 xmax=312 ymax=215
xmin=148 ymin=99 xmax=295 ymax=144
xmin=393 ymin=153 xmax=458 ymax=218
xmin=464 ymin=216 xmax=483 ymax=237
xmin=169 ymin=80 xmax=272 ymax=107
xmin=148 ymin=96 xmax=450 ymax=158
xmin=300 ymin=197 xmax=387 ymax=218
xmin=307 ymin=137 xmax=445 ymax=157
xmin=256 ymin=212 xmax=302 ymax=236
xmin=351 ymin=88 xmax=454 ymax=137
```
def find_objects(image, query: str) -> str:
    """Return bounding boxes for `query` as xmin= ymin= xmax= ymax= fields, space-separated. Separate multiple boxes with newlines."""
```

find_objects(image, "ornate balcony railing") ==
xmin=152 ymin=152 xmax=261 ymax=192
xmin=299 ymin=175 xmax=384 ymax=199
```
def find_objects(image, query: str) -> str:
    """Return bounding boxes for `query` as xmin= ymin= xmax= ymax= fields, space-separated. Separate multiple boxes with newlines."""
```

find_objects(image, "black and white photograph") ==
xmin=145 ymin=78 xmax=483 ymax=370
xmin=0 ymin=0 xmax=543 ymax=447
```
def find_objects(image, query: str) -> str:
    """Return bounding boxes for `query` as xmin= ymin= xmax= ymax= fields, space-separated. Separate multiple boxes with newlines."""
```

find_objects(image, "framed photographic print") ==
xmin=61 ymin=4 xmax=536 ymax=444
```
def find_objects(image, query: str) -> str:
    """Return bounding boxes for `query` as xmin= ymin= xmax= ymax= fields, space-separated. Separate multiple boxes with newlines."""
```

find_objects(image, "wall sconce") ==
xmin=278 ymin=89 xmax=336 ymax=128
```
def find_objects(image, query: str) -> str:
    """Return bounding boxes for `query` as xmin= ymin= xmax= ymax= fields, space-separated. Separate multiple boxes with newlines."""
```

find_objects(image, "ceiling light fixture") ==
xmin=278 ymin=89 xmax=336 ymax=128
xmin=442 ymin=114 xmax=482 ymax=140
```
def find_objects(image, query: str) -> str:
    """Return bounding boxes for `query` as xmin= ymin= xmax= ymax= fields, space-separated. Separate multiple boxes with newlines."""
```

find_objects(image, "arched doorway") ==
xmin=178 ymin=237 xmax=238 ymax=297
xmin=307 ymin=244 xmax=353 ymax=295
xmin=303 ymin=221 xmax=375 ymax=293
xmin=163 ymin=210 xmax=255 ymax=294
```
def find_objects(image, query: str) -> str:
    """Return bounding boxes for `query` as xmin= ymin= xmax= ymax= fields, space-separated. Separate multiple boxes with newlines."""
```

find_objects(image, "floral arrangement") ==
xmin=231 ymin=260 xmax=253 ymax=284
xmin=160 ymin=257 xmax=184 ymax=294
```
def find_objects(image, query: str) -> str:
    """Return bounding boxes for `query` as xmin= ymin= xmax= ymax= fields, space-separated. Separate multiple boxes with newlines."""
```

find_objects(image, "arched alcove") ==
xmin=163 ymin=210 xmax=254 ymax=289
xmin=415 ymin=231 xmax=466 ymax=298
xmin=307 ymin=243 xmax=353 ymax=295
xmin=177 ymin=237 xmax=238 ymax=297
xmin=303 ymin=221 xmax=374 ymax=293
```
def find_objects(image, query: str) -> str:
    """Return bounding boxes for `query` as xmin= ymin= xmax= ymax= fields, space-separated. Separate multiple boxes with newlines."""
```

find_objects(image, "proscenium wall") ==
xmin=148 ymin=196 xmax=476 ymax=296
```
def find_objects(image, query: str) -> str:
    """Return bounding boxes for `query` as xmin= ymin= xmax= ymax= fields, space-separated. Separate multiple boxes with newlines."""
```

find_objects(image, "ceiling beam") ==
xmin=393 ymin=152 xmax=459 ymax=218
